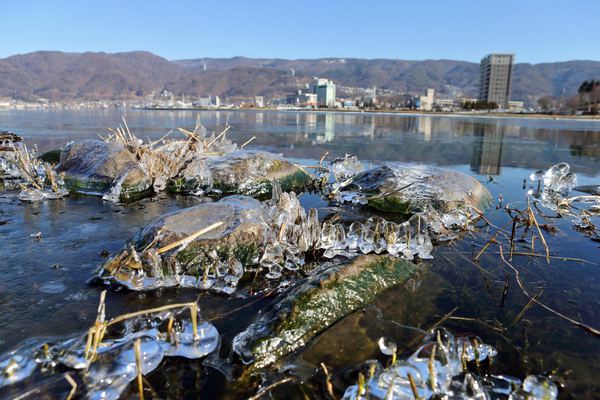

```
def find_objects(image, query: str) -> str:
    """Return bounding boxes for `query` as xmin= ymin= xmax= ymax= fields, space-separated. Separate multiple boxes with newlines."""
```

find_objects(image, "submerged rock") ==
xmin=99 ymin=195 xmax=272 ymax=293
xmin=206 ymin=150 xmax=313 ymax=197
xmin=233 ymin=255 xmax=417 ymax=369
xmin=56 ymin=140 xmax=152 ymax=202
xmin=339 ymin=164 xmax=492 ymax=214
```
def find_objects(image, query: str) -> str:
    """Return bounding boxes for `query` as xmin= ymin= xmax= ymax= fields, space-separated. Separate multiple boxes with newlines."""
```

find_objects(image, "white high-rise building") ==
xmin=313 ymin=78 xmax=336 ymax=107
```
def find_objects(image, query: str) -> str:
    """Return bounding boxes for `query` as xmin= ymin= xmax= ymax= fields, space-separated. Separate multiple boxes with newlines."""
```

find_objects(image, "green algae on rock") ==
xmin=56 ymin=139 xmax=152 ymax=202
xmin=206 ymin=150 xmax=313 ymax=197
xmin=340 ymin=164 xmax=492 ymax=214
xmin=233 ymin=255 xmax=417 ymax=370
xmin=99 ymin=195 xmax=272 ymax=293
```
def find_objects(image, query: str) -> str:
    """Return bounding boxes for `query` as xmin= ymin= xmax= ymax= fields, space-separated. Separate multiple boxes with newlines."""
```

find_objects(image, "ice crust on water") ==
xmin=342 ymin=328 xmax=558 ymax=400
xmin=0 ymin=305 xmax=219 ymax=399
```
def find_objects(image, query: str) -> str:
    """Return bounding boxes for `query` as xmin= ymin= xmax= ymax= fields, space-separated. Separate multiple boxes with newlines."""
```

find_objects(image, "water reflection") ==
xmin=470 ymin=124 xmax=504 ymax=175
xmin=2 ymin=109 xmax=600 ymax=176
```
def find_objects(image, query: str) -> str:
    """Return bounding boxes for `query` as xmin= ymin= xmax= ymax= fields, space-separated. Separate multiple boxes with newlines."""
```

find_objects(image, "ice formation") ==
xmin=0 ymin=302 xmax=218 ymax=400
xmin=527 ymin=163 xmax=600 ymax=236
xmin=342 ymin=328 xmax=558 ymax=400
xmin=12 ymin=144 xmax=68 ymax=202
xmin=316 ymin=206 xmax=475 ymax=261
xmin=99 ymin=186 xmax=323 ymax=292
xmin=320 ymin=156 xmax=484 ymax=244
xmin=330 ymin=154 xmax=365 ymax=183
xmin=530 ymin=162 xmax=578 ymax=196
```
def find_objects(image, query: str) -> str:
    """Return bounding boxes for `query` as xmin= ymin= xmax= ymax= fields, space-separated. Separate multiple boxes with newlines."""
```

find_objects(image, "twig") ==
xmin=474 ymin=220 xmax=512 ymax=261
xmin=499 ymin=274 xmax=510 ymax=308
xmin=498 ymin=245 xmax=600 ymax=338
xmin=527 ymin=205 xmax=550 ymax=263
xmin=408 ymin=307 xmax=458 ymax=347
xmin=319 ymin=151 xmax=329 ymax=165
xmin=156 ymin=221 xmax=223 ymax=254
xmin=134 ymin=339 xmax=144 ymax=400
xmin=206 ymin=125 xmax=231 ymax=149
xmin=241 ymin=136 xmax=256 ymax=149
xmin=320 ymin=363 xmax=336 ymax=399
xmin=407 ymin=373 xmax=421 ymax=400
xmin=64 ymin=373 xmax=77 ymax=400
xmin=512 ymin=287 xmax=545 ymax=324
xmin=509 ymin=219 xmax=517 ymax=260
xmin=247 ymin=377 xmax=295 ymax=400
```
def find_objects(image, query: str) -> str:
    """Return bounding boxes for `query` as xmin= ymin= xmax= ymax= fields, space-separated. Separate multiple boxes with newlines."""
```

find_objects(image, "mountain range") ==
xmin=1 ymin=51 xmax=599 ymax=105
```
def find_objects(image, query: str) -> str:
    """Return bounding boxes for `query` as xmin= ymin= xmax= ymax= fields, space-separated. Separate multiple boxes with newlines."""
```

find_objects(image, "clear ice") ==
xmin=342 ymin=327 xmax=558 ymax=400
xmin=531 ymin=162 xmax=578 ymax=195
xmin=0 ymin=304 xmax=218 ymax=400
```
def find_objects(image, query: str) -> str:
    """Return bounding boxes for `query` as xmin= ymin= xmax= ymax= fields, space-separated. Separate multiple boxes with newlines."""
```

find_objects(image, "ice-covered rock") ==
xmin=57 ymin=140 xmax=152 ymax=202
xmin=337 ymin=163 xmax=492 ymax=214
xmin=205 ymin=150 xmax=313 ymax=197
xmin=233 ymin=255 xmax=417 ymax=369
xmin=99 ymin=195 xmax=272 ymax=293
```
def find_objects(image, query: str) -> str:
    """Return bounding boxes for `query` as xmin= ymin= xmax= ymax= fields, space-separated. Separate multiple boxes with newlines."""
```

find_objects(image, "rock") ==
xmin=574 ymin=185 xmax=600 ymax=196
xmin=232 ymin=255 xmax=417 ymax=369
xmin=99 ymin=195 xmax=273 ymax=293
xmin=168 ymin=156 xmax=213 ymax=195
xmin=38 ymin=149 xmax=62 ymax=164
xmin=206 ymin=150 xmax=313 ymax=197
xmin=343 ymin=164 xmax=492 ymax=214
xmin=56 ymin=140 xmax=152 ymax=202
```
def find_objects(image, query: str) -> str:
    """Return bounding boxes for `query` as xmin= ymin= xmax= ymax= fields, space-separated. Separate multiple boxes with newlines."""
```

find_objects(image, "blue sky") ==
xmin=1 ymin=0 xmax=598 ymax=63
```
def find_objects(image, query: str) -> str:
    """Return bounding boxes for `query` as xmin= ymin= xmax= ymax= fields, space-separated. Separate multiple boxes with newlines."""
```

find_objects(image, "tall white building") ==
xmin=313 ymin=78 xmax=336 ymax=107
xmin=419 ymin=88 xmax=435 ymax=111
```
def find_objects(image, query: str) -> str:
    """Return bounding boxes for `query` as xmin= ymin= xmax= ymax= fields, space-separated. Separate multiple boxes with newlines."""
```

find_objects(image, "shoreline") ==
xmin=140 ymin=107 xmax=600 ymax=122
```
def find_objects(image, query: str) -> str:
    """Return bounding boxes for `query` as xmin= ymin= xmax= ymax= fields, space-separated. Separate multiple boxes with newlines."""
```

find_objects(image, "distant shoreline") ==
xmin=141 ymin=107 xmax=600 ymax=122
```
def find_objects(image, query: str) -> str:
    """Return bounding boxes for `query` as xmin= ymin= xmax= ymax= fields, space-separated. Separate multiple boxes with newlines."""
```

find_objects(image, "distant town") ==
xmin=1 ymin=53 xmax=598 ymax=116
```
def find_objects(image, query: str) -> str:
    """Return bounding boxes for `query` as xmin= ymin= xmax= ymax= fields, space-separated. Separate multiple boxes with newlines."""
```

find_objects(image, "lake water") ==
xmin=1 ymin=109 xmax=600 ymax=398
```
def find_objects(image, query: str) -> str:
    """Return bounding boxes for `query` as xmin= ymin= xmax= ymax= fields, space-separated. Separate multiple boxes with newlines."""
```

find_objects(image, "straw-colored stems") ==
xmin=156 ymin=221 xmax=223 ymax=254
xmin=107 ymin=302 xmax=198 ymax=329
xmin=357 ymin=372 xmax=365 ymax=399
xmin=428 ymin=344 xmax=437 ymax=391
xmin=512 ymin=287 xmax=544 ymax=325
xmin=241 ymin=136 xmax=256 ymax=149
xmin=406 ymin=372 xmax=421 ymax=400
xmin=134 ymin=339 xmax=144 ymax=400
xmin=177 ymin=127 xmax=202 ymax=142
xmin=166 ymin=314 xmax=175 ymax=343
xmin=528 ymin=207 xmax=550 ymax=263
xmin=190 ymin=303 xmax=199 ymax=338
xmin=319 ymin=151 xmax=329 ymax=165
xmin=206 ymin=125 xmax=231 ymax=149
xmin=499 ymin=245 xmax=600 ymax=337
xmin=247 ymin=377 xmax=294 ymax=400
xmin=509 ymin=218 xmax=517 ymax=261
xmin=64 ymin=373 xmax=77 ymax=400
xmin=320 ymin=363 xmax=335 ymax=399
